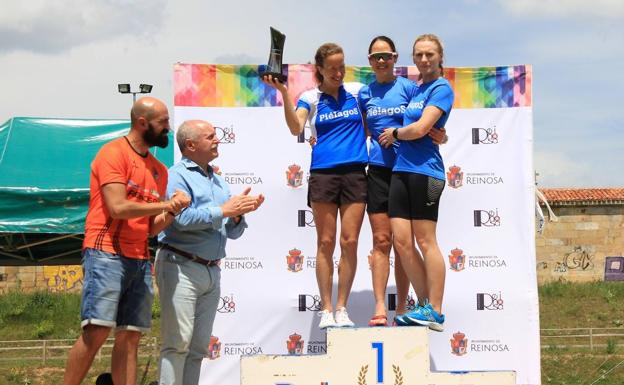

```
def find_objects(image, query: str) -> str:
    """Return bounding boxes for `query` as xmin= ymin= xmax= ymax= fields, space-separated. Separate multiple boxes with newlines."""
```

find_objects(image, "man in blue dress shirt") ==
xmin=156 ymin=119 xmax=264 ymax=385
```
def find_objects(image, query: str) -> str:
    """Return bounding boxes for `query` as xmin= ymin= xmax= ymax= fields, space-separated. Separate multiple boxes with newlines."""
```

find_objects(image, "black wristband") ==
xmin=392 ymin=128 xmax=399 ymax=139
xmin=167 ymin=211 xmax=177 ymax=217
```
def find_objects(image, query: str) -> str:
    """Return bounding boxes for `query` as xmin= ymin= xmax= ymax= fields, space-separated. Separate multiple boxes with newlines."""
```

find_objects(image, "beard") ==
xmin=143 ymin=122 xmax=169 ymax=148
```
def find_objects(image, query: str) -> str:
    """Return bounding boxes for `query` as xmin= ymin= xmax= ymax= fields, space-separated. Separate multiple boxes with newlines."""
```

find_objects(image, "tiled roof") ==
xmin=540 ymin=188 xmax=624 ymax=206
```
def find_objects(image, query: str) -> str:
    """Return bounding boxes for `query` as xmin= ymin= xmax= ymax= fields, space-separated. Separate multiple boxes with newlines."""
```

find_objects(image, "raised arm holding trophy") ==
xmin=259 ymin=27 xmax=287 ymax=83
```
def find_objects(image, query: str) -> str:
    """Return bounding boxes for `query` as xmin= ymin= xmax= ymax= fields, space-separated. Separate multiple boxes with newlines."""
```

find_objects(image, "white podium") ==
xmin=241 ymin=326 xmax=516 ymax=385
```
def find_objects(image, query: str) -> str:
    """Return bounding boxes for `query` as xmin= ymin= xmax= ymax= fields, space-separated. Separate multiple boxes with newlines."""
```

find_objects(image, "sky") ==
xmin=0 ymin=0 xmax=622 ymax=188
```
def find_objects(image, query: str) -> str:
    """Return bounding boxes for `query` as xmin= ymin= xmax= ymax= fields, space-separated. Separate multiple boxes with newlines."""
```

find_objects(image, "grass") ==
xmin=539 ymin=280 xmax=624 ymax=328
xmin=542 ymin=353 xmax=624 ymax=385
xmin=0 ymin=358 xmax=159 ymax=385
xmin=538 ymin=280 xmax=624 ymax=385
xmin=0 ymin=290 xmax=82 ymax=340
xmin=0 ymin=290 xmax=161 ymax=385
xmin=2 ymin=281 xmax=624 ymax=384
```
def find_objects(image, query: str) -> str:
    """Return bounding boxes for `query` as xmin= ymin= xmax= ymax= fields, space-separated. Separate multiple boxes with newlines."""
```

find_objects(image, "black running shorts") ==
xmin=366 ymin=165 xmax=393 ymax=214
xmin=388 ymin=172 xmax=445 ymax=221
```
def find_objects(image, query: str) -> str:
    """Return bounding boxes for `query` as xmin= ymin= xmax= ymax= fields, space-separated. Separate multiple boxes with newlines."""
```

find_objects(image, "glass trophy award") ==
xmin=260 ymin=27 xmax=287 ymax=83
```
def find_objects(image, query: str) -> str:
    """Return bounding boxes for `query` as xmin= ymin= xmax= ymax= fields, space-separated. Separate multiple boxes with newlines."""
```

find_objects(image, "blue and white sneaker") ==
xmin=403 ymin=303 xmax=445 ymax=332
xmin=394 ymin=301 xmax=424 ymax=326
xmin=394 ymin=313 xmax=410 ymax=326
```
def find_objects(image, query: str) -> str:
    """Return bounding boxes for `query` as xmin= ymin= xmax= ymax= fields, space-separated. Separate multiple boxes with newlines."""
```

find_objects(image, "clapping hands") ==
xmin=222 ymin=187 xmax=265 ymax=218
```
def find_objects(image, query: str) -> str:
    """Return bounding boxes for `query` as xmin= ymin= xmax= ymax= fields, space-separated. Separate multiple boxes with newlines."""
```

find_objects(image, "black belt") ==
xmin=159 ymin=243 xmax=220 ymax=266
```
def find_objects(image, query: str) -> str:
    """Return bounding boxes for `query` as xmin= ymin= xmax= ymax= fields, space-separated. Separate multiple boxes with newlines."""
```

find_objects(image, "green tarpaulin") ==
xmin=0 ymin=117 xmax=173 ymax=265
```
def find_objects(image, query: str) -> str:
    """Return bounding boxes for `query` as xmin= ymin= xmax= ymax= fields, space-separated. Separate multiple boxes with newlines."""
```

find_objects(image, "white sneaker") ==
xmin=318 ymin=310 xmax=336 ymax=329
xmin=334 ymin=307 xmax=355 ymax=327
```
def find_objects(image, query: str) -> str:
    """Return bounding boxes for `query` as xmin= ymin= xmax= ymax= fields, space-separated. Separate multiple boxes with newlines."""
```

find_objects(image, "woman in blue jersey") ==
xmin=360 ymin=36 xmax=446 ymax=326
xmin=263 ymin=43 xmax=368 ymax=329
xmin=379 ymin=34 xmax=454 ymax=332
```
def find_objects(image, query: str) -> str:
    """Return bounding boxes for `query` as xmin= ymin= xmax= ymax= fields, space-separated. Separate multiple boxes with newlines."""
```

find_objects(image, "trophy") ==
xmin=260 ymin=27 xmax=286 ymax=83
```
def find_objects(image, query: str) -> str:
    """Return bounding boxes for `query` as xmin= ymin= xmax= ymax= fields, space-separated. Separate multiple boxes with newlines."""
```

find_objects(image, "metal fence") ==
xmin=0 ymin=337 xmax=158 ymax=365
xmin=541 ymin=327 xmax=624 ymax=350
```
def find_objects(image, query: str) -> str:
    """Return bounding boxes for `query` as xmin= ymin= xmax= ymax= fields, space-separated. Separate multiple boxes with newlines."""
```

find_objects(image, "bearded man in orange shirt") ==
xmin=64 ymin=97 xmax=190 ymax=385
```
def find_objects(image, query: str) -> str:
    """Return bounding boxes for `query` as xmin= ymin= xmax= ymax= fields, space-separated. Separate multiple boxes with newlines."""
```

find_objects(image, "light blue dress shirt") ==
xmin=158 ymin=157 xmax=247 ymax=261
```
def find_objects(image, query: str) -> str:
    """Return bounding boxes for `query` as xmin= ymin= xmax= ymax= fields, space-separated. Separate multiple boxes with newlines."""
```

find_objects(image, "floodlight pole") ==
xmin=117 ymin=83 xmax=153 ymax=103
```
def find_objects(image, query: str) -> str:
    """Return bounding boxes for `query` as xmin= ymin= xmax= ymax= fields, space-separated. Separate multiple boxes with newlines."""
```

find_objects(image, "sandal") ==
xmin=368 ymin=314 xmax=388 ymax=327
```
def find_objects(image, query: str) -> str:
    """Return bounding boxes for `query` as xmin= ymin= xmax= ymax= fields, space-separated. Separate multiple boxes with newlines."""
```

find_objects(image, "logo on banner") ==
xmin=450 ymin=331 xmax=511 ymax=355
xmin=387 ymin=293 xmax=418 ymax=311
xmin=451 ymin=331 xmax=468 ymax=356
xmin=406 ymin=294 xmax=418 ymax=311
xmin=477 ymin=292 xmax=504 ymax=310
xmin=387 ymin=293 xmax=397 ymax=311
xmin=306 ymin=256 xmax=339 ymax=270
xmin=287 ymin=333 xmax=304 ymax=355
xmin=207 ymin=336 xmax=221 ymax=360
xmin=223 ymin=171 xmax=264 ymax=185
xmin=286 ymin=164 xmax=305 ymax=188
xmin=298 ymin=294 xmax=322 ymax=311
xmin=222 ymin=341 xmax=263 ymax=356
xmin=467 ymin=172 xmax=504 ymax=186
xmin=210 ymin=164 xmax=222 ymax=176
xmin=217 ymin=294 xmax=236 ymax=313
xmin=448 ymin=248 xmax=466 ymax=272
xmin=297 ymin=209 xmax=315 ymax=227
xmin=446 ymin=165 xmax=464 ymax=188
xmin=447 ymin=165 xmax=504 ymax=188
xmin=215 ymin=124 xmax=235 ymax=144
xmin=471 ymin=126 xmax=499 ymax=144
xmin=448 ymin=249 xmax=508 ymax=271
xmin=287 ymin=248 xmax=304 ymax=272
xmin=473 ymin=338 xmax=510 ymax=354
xmin=307 ymin=340 xmax=327 ymax=354
xmin=474 ymin=209 xmax=501 ymax=227
xmin=223 ymin=256 xmax=264 ymax=270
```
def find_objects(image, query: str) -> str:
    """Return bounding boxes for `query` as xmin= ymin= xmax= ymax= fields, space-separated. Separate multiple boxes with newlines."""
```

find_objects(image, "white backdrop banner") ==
xmin=172 ymin=64 xmax=539 ymax=385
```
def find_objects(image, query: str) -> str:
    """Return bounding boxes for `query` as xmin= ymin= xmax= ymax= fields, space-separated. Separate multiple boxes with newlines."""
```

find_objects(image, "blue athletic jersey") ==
xmin=358 ymin=76 xmax=418 ymax=168
xmin=296 ymin=83 xmax=368 ymax=170
xmin=394 ymin=78 xmax=454 ymax=180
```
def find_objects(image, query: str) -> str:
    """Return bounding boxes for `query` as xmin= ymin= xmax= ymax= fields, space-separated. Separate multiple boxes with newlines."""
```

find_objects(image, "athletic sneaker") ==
xmin=318 ymin=310 xmax=336 ymax=329
xmin=395 ymin=301 xmax=424 ymax=326
xmin=402 ymin=303 xmax=445 ymax=332
xmin=334 ymin=307 xmax=355 ymax=327
xmin=394 ymin=313 xmax=410 ymax=326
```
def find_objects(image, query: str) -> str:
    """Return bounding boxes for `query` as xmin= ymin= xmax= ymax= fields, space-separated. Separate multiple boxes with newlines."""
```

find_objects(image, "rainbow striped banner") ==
xmin=174 ymin=63 xmax=531 ymax=109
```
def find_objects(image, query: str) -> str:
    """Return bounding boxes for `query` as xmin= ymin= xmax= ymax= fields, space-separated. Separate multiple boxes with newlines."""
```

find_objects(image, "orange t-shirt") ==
xmin=83 ymin=137 xmax=168 ymax=259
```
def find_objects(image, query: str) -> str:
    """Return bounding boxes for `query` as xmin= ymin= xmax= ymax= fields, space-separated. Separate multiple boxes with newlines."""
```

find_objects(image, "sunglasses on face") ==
xmin=368 ymin=52 xmax=396 ymax=61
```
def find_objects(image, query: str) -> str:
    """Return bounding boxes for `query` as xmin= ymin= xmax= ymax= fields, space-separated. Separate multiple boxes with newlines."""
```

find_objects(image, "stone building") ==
xmin=536 ymin=188 xmax=624 ymax=284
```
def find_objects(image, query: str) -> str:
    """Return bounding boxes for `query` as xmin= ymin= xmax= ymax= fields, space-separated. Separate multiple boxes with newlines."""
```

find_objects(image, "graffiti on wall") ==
xmin=553 ymin=246 xmax=595 ymax=274
xmin=43 ymin=266 xmax=83 ymax=292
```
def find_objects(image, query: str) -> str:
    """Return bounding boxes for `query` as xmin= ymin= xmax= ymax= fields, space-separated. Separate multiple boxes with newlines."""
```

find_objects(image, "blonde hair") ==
xmin=413 ymin=34 xmax=444 ymax=75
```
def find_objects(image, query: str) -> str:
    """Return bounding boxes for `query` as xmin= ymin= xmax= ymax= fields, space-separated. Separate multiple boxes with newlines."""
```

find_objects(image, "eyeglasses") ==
xmin=368 ymin=52 xmax=396 ymax=62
